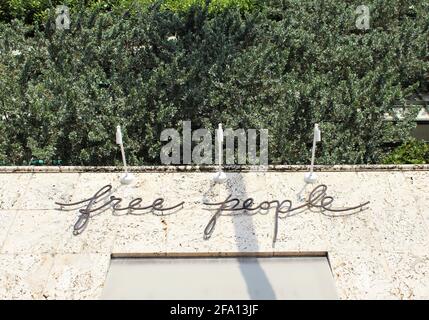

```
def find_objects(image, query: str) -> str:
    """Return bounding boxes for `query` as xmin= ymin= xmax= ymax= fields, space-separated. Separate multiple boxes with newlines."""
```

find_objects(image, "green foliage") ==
xmin=0 ymin=0 xmax=257 ymax=25
xmin=382 ymin=139 xmax=429 ymax=164
xmin=161 ymin=0 xmax=256 ymax=13
xmin=0 ymin=1 xmax=428 ymax=165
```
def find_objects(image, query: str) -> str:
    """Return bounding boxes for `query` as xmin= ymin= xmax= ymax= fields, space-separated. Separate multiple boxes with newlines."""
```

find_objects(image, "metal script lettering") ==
xmin=56 ymin=184 xmax=370 ymax=244
xmin=55 ymin=184 xmax=185 ymax=236
xmin=203 ymin=184 xmax=370 ymax=245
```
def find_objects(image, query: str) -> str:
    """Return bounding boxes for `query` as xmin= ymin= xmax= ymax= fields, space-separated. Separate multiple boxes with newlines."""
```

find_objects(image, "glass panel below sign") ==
xmin=101 ymin=256 xmax=338 ymax=300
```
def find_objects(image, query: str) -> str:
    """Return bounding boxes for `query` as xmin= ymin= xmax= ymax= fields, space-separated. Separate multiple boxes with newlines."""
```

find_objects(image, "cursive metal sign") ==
xmin=56 ymin=184 xmax=370 ymax=244
xmin=55 ymin=184 xmax=184 ymax=235
xmin=203 ymin=184 xmax=370 ymax=245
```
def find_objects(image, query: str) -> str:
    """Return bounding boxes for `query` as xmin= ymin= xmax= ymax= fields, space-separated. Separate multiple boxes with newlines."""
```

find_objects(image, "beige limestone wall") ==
xmin=0 ymin=166 xmax=428 ymax=299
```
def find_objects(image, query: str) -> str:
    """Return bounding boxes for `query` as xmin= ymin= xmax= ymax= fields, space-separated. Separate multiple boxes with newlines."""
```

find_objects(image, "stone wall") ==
xmin=0 ymin=166 xmax=428 ymax=299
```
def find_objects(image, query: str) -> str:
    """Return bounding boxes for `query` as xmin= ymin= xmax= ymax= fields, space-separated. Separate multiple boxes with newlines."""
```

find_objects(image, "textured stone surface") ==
xmin=0 ymin=169 xmax=427 ymax=299
xmin=385 ymin=252 xmax=429 ymax=299
xmin=328 ymin=250 xmax=398 ymax=299
xmin=0 ymin=254 xmax=54 ymax=299
xmin=44 ymin=254 xmax=110 ymax=300
xmin=12 ymin=173 xmax=80 ymax=210
xmin=0 ymin=211 xmax=16 ymax=250
xmin=1 ymin=210 xmax=71 ymax=254
xmin=0 ymin=173 xmax=31 ymax=209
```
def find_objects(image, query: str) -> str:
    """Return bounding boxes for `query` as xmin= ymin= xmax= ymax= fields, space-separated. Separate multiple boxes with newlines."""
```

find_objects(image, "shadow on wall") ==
xmin=225 ymin=173 xmax=276 ymax=300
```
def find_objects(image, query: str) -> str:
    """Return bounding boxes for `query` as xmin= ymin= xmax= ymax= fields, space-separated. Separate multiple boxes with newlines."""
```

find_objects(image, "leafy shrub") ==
xmin=382 ymin=139 xmax=429 ymax=164
xmin=161 ymin=0 xmax=256 ymax=13
xmin=0 ymin=0 xmax=257 ymax=25
xmin=0 ymin=1 xmax=428 ymax=165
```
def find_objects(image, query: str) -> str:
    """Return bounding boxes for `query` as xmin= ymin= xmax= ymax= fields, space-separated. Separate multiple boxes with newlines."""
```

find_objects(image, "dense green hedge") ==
xmin=0 ymin=0 xmax=258 ymax=25
xmin=383 ymin=139 xmax=429 ymax=164
xmin=0 ymin=1 xmax=428 ymax=165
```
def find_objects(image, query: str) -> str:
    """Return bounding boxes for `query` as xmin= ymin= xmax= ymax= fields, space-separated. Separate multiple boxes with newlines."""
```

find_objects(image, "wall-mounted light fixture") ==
xmin=213 ymin=123 xmax=226 ymax=184
xmin=304 ymin=123 xmax=321 ymax=184
xmin=116 ymin=125 xmax=135 ymax=185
